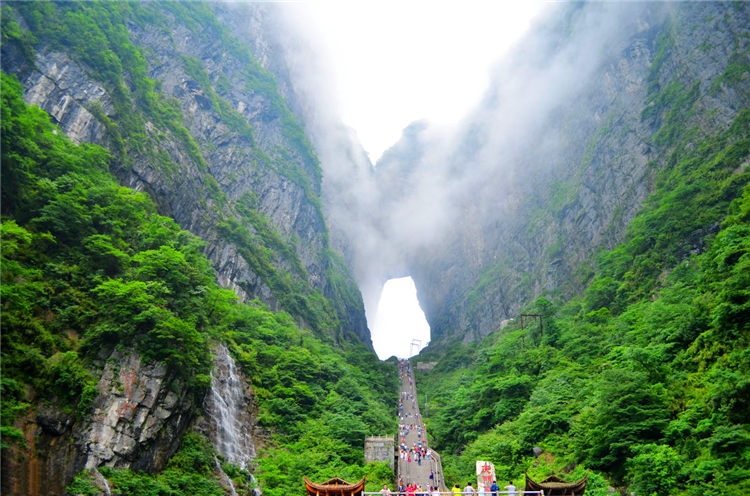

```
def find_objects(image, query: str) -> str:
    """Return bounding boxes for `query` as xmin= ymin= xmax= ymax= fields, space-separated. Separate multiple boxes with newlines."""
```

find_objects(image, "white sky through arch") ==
xmin=279 ymin=3 xmax=546 ymax=354
xmin=372 ymin=277 xmax=430 ymax=359
xmin=296 ymin=1 xmax=545 ymax=162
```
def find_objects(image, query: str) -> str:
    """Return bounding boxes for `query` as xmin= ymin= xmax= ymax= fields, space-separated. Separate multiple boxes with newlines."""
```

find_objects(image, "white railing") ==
xmin=363 ymin=492 xmax=544 ymax=495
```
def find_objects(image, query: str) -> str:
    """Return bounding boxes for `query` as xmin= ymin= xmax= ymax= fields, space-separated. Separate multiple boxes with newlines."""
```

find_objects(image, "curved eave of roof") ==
xmin=524 ymin=472 xmax=588 ymax=491
xmin=304 ymin=475 xmax=368 ymax=493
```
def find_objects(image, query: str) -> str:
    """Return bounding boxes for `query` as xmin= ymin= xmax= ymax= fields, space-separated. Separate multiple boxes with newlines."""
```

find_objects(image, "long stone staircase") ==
xmin=396 ymin=361 xmax=447 ymax=491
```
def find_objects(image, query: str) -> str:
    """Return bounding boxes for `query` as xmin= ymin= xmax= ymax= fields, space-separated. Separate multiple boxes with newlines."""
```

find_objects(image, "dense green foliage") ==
xmin=414 ymin=80 xmax=750 ymax=496
xmin=1 ymin=72 xmax=216 ymax=396
xmin=1 ymin=0 xmax=361 ymax=339
xmin=217 ymin=215 xmax=342 ymax=340
xmin=1 ymin=74 xmax=396 ymax=495
xmin=219 ymin=306 xmax=396 ymax=496
xmin=5 ymin=2 xmax=747 ymax=496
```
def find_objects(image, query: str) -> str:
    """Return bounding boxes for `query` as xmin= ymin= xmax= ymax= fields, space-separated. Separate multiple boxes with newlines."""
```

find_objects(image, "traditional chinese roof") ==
xmin=304 ymin=476 xmax=367 ymax=496
xmin=524 ymin=472 xmax=588 ymax=495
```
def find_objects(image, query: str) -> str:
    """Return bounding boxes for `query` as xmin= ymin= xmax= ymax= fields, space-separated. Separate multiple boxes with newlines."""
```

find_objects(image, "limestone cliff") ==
xmin=1 ymin=1 xmax=370 ymax=347
xmin=2 ymin=348 xmax=195 ymax=496
xmin=0 ymin=3 xmax=368 ymax=494
xmin=372 ymin=2 xmax=750 ymax=346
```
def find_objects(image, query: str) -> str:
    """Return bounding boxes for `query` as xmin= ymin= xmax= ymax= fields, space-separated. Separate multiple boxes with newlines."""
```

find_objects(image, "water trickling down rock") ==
xmin=204 ymin=344 xmax=263 ymax=495
xmin=215 ymin=455 xmax=239 ymax=496
xmin=205 ymin=344 xmax=257 ymax=470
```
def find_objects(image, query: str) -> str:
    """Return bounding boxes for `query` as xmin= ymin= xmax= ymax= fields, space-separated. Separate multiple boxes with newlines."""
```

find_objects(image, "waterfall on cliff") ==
xmin=215 ymin=455 xmax=239 ymax=496
xmin=206 ymin=344 xmax=256 ymax=468
xmin=92 ymin=469 xmax=111 ymax=496
xmin=205 ymin=344 xmax=260 ymax=494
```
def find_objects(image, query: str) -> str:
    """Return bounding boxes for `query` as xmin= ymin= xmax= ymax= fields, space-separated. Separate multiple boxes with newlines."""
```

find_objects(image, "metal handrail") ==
xmin=392 ymin=366 xmax=544 ymax=496
xmin=396 ymin=363 xmax=454 ymax=494
xmin=427 ymin=449 xmax=446 ymax=492
xmin=397 ymin=365 xmax=449 ymax=492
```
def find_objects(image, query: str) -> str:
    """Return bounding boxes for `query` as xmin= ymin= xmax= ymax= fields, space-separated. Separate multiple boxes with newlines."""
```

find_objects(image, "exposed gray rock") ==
xmin=1 ymin=2 xmax=371 ymax=346
xmin=77 ymin=349 xmax=194 ymax=470
xmin=562 ymin=462 xmax=577 ymax=474
xmin=22 ymin=50 xmax=110 ymax=145
xmin=371 ymin=2 xmax=750 ymax=347
xmin=0 ymin=349 xmax=195 ymax=496
xmin=36 ymin=401 xmax=74 ymax=437
xmin=90 ymin=468 xmax=113 ymax=496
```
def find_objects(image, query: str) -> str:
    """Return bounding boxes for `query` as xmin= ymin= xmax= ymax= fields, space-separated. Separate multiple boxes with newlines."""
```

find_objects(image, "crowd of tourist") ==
xmin=380 ymin=481 xmax=518 ymax=496
xmin=381 ymin=482 xmax=442 ymax=496
xmin=392 ymin=360 xmax=519 ymax=495
xmin=397 ymin=360 xmax=429 ymax=465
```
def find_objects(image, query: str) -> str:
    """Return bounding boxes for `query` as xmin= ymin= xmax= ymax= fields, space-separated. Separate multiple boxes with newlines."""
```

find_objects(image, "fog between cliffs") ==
xmin=274 ymin=2 xmax=671 ymax=334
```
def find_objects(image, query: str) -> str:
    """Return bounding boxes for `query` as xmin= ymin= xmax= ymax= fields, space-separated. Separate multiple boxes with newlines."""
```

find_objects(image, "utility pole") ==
xmin=410 ymin=339 xmax=422 ymax=357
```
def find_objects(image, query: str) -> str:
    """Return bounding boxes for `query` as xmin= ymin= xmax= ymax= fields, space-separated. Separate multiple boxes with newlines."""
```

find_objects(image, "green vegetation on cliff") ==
xmin=2 ymin=0 xmax=364 ymax=342
xmin=1 ymin=73 xmax=395 ymax=495
xmin=415 ymin=104 xmax=750 ymax=495
xmin=414 ymin=12 xmax=750 ymax=494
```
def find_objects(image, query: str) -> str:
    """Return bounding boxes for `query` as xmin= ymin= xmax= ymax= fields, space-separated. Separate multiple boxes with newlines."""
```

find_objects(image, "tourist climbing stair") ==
xmin=397 ymin=360 xmax=446 ymax=492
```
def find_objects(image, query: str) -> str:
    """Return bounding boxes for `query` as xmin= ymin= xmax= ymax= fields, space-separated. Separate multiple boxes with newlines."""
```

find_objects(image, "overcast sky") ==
xmin=304 ymin=1 xmax=545 ymax=162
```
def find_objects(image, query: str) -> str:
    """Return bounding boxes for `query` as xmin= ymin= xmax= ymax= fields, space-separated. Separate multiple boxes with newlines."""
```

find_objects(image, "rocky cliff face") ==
xmin=1 ymin=1 xmax=370 ymax=346
xmin=2 ymin=4 xmax=747 ymax=493
xmin=1 ymin=348 xmax=194 ymax=496
xmin=1 ymin=342 xmax=265 ymax=496
xmin=1 ymin=3 xmax=369 ymax=494
xmin=371 ymin=2 xmax=750 ymax=346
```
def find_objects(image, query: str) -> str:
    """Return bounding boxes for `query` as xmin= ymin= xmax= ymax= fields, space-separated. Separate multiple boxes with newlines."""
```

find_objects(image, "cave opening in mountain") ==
xmin=371 ymin=277 xmax=430 ymax=360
